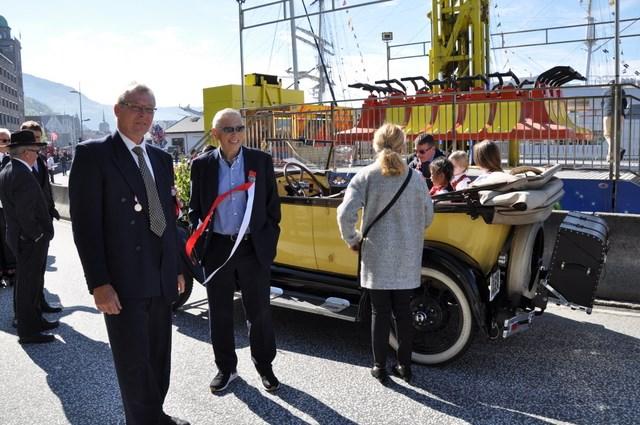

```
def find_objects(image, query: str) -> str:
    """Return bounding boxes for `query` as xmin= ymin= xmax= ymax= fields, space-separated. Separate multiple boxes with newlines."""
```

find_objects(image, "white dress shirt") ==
xmin=118 ymin=130 xmax=155 ymax=180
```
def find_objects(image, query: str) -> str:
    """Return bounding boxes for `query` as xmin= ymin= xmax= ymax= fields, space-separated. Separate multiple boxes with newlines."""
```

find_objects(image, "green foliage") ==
xmin=174 ymin=158 xmax=191 ymax=207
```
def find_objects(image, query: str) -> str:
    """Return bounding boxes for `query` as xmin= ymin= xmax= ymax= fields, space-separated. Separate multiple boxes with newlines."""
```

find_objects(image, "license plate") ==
xmin=489 ymin=269 xmax=501 ymax=301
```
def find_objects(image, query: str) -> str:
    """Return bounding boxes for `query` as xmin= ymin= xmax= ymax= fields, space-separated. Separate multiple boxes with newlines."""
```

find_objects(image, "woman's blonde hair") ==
xmin=473 ymin=140 xmax=502 ymax=172
xmin=373 ymin=123 xmax=406 ymax=176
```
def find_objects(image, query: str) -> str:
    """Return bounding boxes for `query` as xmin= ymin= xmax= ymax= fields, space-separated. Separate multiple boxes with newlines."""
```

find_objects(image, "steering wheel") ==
xmin=283 ymin=162 xmax=330 ymax=197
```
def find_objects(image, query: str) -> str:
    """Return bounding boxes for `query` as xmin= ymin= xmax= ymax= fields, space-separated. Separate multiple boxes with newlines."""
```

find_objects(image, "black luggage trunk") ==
xmin=547 ymin=212 xmax=609 ymax=310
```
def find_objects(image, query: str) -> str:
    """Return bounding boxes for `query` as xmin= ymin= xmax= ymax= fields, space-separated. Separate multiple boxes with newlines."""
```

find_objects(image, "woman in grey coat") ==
xmin=337 ymin=123 xmax=433 ymax=383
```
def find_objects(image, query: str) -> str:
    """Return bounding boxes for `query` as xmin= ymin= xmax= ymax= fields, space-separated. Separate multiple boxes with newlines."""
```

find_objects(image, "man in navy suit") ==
xmin=189 ymin=108 xmax=281 ymax=393
xmin=0 ymin=130 xmax=55 ymax=344
xmin=69 ymin=84 xmax=188 ymax=425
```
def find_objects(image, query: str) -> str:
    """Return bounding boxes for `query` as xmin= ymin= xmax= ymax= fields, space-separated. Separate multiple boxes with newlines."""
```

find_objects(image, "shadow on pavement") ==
xmin=20 ymin=306 xmax=125 ymax=425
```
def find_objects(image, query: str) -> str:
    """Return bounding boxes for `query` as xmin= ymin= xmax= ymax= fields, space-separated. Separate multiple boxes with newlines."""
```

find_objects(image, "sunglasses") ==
xmin=26 ymin=148 xmax=42 ymax=153
xmin=0 ymin=139 xmax=9 ymax=143
xmin=416 ymin=147 xmax=433 ymax=154
xmin=120 ymin=102 xmax=157 ymax=114
xmin=220 ymin=125 xmax=246 ymax=134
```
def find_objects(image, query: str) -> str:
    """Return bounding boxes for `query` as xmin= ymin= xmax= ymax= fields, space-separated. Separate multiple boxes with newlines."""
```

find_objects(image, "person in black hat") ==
xmin=20 ymin=121 xmax=62 ymax=314
xmin=0 ymin=130 xmax=56 ymax=344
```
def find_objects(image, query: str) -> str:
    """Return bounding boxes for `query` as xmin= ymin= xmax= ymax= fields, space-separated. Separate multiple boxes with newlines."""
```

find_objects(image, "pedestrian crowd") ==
xmin=0 ymin=81 xmax=506 ymax=424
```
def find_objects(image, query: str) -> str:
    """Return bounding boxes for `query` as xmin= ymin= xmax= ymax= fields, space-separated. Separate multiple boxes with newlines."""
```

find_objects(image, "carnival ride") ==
xmin=243 ymin=0 xmax=594 ymax=161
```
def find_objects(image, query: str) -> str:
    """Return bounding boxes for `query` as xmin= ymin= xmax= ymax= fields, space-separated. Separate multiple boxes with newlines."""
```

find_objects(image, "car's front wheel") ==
xmin=389 ymin=267 xmax=475 ymax=365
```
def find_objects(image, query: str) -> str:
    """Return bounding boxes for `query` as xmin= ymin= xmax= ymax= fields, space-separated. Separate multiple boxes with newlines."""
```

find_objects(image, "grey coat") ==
xmin=337 ymin=163 xmax=433 ymax=290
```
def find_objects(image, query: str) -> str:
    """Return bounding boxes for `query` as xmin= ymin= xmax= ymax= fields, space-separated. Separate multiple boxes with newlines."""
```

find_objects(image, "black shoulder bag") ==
xmin=356 ymin=170 xmax=413 ymax=321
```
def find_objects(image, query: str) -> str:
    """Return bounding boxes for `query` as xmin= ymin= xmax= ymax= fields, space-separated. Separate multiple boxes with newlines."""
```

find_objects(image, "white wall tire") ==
xmin=389 ymin=267 xmax=475 ymax=366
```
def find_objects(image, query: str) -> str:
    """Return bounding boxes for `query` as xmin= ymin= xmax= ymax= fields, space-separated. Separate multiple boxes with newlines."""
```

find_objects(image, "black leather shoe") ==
xmin=370 ymin=366 xmax=388 ymax=383
xmin=392 ymin=364 xmax=412 ymax=383
xmin=209 ymin=370 xmax=237 ymax=393
xmin=42 ymin=303 xmax=63 ymax=313
xmin=260 ymin=369 xmax=280 ymax=392
xmin=40 ymin=319 xmax=60 ymax=331
xmin=19 ymin=333 xmax=55 ymax=344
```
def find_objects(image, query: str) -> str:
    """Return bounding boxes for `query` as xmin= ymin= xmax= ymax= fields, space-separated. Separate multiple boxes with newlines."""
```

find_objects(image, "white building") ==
xmin=164 ymin=115 xmax=206 ymax=155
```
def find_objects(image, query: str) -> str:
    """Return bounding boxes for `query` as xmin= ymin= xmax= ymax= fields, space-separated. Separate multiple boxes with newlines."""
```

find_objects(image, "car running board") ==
xmin=269 ymin=286 xmax=358 ymax=322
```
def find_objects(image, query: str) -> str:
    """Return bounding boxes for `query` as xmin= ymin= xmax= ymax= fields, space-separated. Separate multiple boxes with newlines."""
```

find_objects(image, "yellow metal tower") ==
xmin=428 ymin=0 xmax=490 ymax=89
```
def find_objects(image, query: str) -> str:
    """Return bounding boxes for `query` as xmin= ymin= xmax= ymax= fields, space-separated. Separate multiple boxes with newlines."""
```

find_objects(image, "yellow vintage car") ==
xmin=176 ymin=140 xmax=606 ymax=366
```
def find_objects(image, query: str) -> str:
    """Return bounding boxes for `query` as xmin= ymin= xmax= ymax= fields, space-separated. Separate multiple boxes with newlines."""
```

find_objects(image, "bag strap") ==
xmin=362 ymin=169 xmax=412 ymax=239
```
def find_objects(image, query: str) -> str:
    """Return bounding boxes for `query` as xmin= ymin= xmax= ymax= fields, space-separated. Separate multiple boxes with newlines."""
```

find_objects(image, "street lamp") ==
xmin=70 ymin=85 xmax=90 ymax=143
xmin=382 ymin=32 xmax=393 ymax=80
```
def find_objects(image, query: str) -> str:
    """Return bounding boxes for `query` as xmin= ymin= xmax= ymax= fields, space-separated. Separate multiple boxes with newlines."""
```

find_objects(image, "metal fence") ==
xmin=243 ymin=83 xmax=639 ymax=173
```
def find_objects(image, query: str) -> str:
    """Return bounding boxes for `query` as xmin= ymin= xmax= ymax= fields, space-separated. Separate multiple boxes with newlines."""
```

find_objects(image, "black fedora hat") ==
xmin=9 ymin=130 xmax=47 ymax=148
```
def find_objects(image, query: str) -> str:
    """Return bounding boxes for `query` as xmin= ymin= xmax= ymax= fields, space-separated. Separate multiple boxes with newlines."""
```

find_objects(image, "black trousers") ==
xmin=204 ymin=236 xmax=276 ymax=374
xmin=104 ymin=296 xmax=172 ymax=425
xmin=369 ymin=289 xmax=414 ymax=368
xmin=15 ymin=237 xmax=48 ymax=336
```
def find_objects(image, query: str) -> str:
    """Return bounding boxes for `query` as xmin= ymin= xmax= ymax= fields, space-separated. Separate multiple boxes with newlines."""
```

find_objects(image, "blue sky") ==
xmin=2 ymin=0 xmax=639 ymax=106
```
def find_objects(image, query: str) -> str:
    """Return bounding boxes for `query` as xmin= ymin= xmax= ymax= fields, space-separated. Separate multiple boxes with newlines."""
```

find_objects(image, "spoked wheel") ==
xmin=389 ymin=267 xmax=474 ymax=365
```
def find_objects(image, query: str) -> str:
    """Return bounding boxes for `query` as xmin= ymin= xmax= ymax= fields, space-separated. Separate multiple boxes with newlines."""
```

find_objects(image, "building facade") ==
xmin=25 ymin=114 xmax=80 ymax=148
xmin=0 ymin=15 xmax=24 ymax=130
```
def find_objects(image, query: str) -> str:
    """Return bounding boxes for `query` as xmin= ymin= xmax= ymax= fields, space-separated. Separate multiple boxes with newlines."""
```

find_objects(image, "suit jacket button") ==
xmin=121 ymin=197 xmax=127 ymax=203
xmin=130 ymin=219 xmax=135 ymax=225
xmin=135 ymin=245 xmax=141 ymax=252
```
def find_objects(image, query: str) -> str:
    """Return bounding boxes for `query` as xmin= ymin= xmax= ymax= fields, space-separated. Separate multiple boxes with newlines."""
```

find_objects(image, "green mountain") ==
xmin=25 ymin=96 xmax=54 ymax=115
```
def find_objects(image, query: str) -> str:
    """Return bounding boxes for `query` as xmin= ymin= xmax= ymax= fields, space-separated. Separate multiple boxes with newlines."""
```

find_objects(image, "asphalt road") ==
xmin=1 ymin=220 xmax=640 ymax=425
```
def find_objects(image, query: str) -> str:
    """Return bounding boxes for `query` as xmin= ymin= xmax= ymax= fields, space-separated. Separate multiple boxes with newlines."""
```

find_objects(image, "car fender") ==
xmin=422 ymin=245 xmax=489 ymax=334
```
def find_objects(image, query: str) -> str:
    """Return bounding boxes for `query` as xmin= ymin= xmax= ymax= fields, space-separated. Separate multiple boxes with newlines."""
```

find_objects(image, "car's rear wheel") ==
xmin=389 ymin=267 xmax=474 ymax=365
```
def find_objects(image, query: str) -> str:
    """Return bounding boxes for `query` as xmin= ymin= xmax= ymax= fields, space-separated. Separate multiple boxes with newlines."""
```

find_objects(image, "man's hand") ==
xmin=177 ymin=274 xmax=186 ymax=294
xmin=93 ymin=284 xmax=122 ymax=315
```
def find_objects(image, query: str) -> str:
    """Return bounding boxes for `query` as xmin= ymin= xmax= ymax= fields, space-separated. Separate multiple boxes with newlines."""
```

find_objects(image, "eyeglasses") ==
xmin=120 ymin=102 xmax=157 ymax=114
xmin=220 ymin=125 xmax=246 ymax=134
xmin=416 ymin=146 xmax=433 ymax=154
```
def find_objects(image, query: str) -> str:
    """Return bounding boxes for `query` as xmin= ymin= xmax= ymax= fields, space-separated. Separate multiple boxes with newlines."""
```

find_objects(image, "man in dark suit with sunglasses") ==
xmin=189 ymin=108 xmax=281 ymax=393
xmin=69 ymin=84 xmax=188 ymax=425
xmin=407 ymin=133 xmax=444 ymax=189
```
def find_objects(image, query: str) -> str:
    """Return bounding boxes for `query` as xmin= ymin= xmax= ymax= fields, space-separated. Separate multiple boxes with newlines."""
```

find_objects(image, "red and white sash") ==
xmin=186 ymin=170 xmax=256 ymax=285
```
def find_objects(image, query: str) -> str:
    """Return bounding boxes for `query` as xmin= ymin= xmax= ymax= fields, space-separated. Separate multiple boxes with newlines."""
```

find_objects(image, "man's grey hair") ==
xmin=9 ymin=146 xmax=28 ymax=156
xmin=116 ymin=83 xmax=156 ymax=106
xmin=0 ymin=128 xmax=10 ymax=139
xmin=212 ymin=108 xmax=243 ymax=130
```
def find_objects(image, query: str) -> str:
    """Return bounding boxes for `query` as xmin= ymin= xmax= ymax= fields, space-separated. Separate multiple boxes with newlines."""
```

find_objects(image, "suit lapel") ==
xmin=110 ymin=132 xmax=148 ymax=206
xmin=206 ymin=150 xmax=220 ymax=206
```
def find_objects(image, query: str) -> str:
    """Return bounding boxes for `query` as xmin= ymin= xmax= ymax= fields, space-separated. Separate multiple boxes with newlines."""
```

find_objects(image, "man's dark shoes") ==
xmin=40 ymin=319 xmax=60 ymax=331
xmin=392 ymin=364 xmax=412 ymax=383
xmin=260 ymin=368 xmax=280 ymax=392
xmin=370 ymin=366 xmax=388 ymax=384
xmin=41 ymin=303 xmax=63 ymax=313
xmin=209 ymin=370 xmax=237 ymax=393
xmin=18 ymin=333 xmax=55 ymax=344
